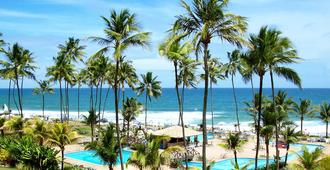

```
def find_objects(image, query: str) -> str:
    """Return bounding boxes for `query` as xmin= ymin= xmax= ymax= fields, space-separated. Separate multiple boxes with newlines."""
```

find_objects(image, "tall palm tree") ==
xmin=246 ymin=26 xmax=300 ymax=169
xmin=90 ymin=9 xmax=150 ymax=169
xmin=86 ymin=124 xmax=119 ymax=170
xmin=82 ymin=109 xmax=98 ymax=142
xmin=33 ymin=80 xmax=54 ymax=119
xmin=222 ymin=132 xmax=244 ymax=168
xmin=260 ymin=101 xmax=276 ymax=170
xmin=174 ymin=1 xmax=247 ymax=168
xmin=225 ymin=50 xmax=242 ymax=132
xmin=47 ymin=53 xmax=74 ymax=122
xmin=319 ymin=103 xmax=330 ymax=138
xmin=201 ymin=57 xmax=224 ymax=133
xmin=293 ymin=99 xmax=316 ymax=134
xmin=75 ymin=71 xmax=85 ymax=119
xmin=137 ymin=72 xmax=162 ymax=128
xmin=159 ymin=33 xmax=195 ymax=169
xmin=293 ymin=146 xmax=323 ymax=170
xmin=282 ymin=125 xmax=299 ymax=165
xmin=119 ymin=59 xmax=138 ymax=106
xmin=0 ymin=43 xmax=36 ymax=117
xmin=47 ymin=123 xmax=77 ymax=170
xmin=264 ymin=26 xmax=301 ymax=169
xmin=122 ymin=97 xmax=143 ymax=139
xmin=58 ymin=38 xmax=85 ymax=120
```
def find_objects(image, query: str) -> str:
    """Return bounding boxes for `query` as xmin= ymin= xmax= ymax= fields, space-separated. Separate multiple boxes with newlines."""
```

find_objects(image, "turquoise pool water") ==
xmin=187 ymin=143 xmax=323 ymax=170
xmin=188 ymin=133 xmax=214 ymax=142
xmin=65 ymin=149 xmax=132 ymax=165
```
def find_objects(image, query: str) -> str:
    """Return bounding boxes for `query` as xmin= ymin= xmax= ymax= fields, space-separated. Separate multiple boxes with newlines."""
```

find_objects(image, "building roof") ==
xmin=152 ymin=125 xmax=202 ymax=138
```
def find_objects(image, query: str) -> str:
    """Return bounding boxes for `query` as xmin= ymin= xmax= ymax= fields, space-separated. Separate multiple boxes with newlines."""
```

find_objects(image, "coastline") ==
xmin=10 ymin=109 xmax=327 ymax=136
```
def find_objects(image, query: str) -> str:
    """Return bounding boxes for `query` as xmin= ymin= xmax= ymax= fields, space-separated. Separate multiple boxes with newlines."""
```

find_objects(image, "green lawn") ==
xmin=0 ymin=168 xmax=16 ymax=170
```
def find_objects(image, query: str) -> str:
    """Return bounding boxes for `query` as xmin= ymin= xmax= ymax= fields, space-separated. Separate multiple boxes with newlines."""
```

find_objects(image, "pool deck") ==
xmin=62 ymin=138 xmax=330 ymax=170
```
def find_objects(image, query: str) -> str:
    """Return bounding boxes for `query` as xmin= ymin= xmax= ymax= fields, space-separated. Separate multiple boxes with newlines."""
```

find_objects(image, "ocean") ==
xmin=1 ymin=88 xmax=330 ymax=134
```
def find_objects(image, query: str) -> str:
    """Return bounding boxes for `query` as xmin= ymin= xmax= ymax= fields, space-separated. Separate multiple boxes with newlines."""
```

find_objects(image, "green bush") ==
xmin=0 ymin=136 xmax=59 ymax=169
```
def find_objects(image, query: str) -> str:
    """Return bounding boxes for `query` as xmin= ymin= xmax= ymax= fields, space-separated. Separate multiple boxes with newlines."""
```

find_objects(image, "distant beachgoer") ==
xmin=194 ymin=136 xmax=198 ymax=147
xmin=187 ymin=136 xmax=191 ymax=145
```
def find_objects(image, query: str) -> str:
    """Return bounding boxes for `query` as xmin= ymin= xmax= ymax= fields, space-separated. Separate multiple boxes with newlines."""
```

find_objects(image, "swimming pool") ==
xmin=187 ymin=143 xmax=323 ymax=170
xmin=65 ymin=149 xmax=132 ymax=165
xmin=188 ymin=133 xmax=214 ymax=142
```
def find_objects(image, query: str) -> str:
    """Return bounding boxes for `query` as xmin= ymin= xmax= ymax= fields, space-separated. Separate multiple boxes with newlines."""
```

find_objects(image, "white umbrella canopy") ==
xmin=152 ymin=125 xmax=202 ymax=138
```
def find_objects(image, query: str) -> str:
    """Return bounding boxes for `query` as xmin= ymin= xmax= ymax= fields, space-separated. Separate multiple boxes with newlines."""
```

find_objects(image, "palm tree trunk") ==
xmin=20 ymin=77 xmax=24 ymax=116
xmin=102 ymin=85 xmax=111 ymax=118
xmin=265 ymin=137 xmax=269 ymax=170
xmin=270 ymin=70 xmax=280 ymax=170
xmin=78 ymin=84 xmax=80 ymax=119
xmin=15 ymin=72 xmax=22 ymax=117
xmin=301 ymin=115 xmax=304 ymax=135
xmin=95 ymin=82 xmax=99 ymax=113
xmin=251 ymin=77 xmax=255 ymax=97
xmin=127 ymin=119 xmax=130 ymax=139
xmin=234 ymin=150 xmax=238 ymax=167
xmin=98 ymin=79 xmax=103 ymax=127
xmin=42 ymin=94 xmax=45 ymax=119
xmin=145 ymin=93 xmax=148 ymax=128
xmin=8 ymin=79 xmax=11 ymax=110
xmin=202 ymin=42 xmax=209 ymax=170
xmin=66 ymin=83 xmax=70 ymax=120
xmin=91 ymin=124 xmax=94 ymax=142
xmin=284 ymin=144 xmax=290 ymax=165
xmin=59 ymin=80 xmax=63 ymax=122
xmin=61 ymin=149 xmax=64 ymax=170
xmin=12 ymin=85 xmax=19 ymax=115
xmin=175 ymin=63 xmax=188 ymax=170
xmin=210 ymin=80 xmax=214 ymax=134
xmin=326 ymin=122 xmax=328 ymax=138
xmin=90 ymin=85 xmax=94 ymax=111
xmin=114 ymin=58 xmax=124 ymax=170
xmin=231 ymin=74 xmax=240 ymax=132
xmin=255 ymin=74 xmax=264 ymax=170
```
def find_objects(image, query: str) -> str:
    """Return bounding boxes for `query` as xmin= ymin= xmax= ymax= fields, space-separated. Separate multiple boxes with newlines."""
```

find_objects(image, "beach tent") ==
xmin=152 ymin=125 xmax=202 ymax=148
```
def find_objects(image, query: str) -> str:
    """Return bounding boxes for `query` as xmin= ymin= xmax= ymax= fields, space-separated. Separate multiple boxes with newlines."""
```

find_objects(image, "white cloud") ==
xmin=132 ymin=57 xmax=173 ymax=71
xmin=0 ymin=8 xmax=48 ymax=19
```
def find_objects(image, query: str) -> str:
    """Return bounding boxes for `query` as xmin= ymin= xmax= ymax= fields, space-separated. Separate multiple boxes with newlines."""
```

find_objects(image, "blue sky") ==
xmin=0 ymin=0 xmax=330 ymax=88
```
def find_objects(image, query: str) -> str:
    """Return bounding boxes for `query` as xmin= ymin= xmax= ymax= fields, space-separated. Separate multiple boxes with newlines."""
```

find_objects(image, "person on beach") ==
xmin=194 ymin=136 xmax=199 ymax=147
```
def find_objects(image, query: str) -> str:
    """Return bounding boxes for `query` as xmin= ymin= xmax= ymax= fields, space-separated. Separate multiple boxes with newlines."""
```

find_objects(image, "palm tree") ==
xmin=201 ymin=57 xmax=224 ymax=133
xmin=122 ymin=97 xmax=143 ymax=139
xmin=23 ymin=118 xmax=49 ymax=145
xmin=58 ymin=37 xmax=85 ymax=119
xmin=90 ymin=9 xmax=150 ymax=170
xmin=159 ymin=33 xmax=195 ymax=169
xmin=119 ymin=59 xmax=138 ymax=106
xmin=264 ymin=26 xmax=301 ymax=169
xmin=86 ymin=124 xmax=119 ymax=170
xmin=4 ymin=116 xmax=24 ymax=137
xmin=0 ymin=43 xmax=36 ymax=117
xmin=126 ymin=136 xmax=170 ymax=170
xmin=222 ymin=132 xmax=245 ymax=168
xmin=137 ymin=72 xmax=162 ymax=128
xmin=75 ymin=71 xmax=85 ymax=119
xmin=174 ymin=1 xmax=247 ymax=168
xmin=47 ymin=53 xmax=74 ymax=122
xmin=293 ymin=99 xmax=316 ymax=135
xmin=225 ymin=50 xmax=242 ymax=132
xmin=260 ymin=101 xmax=276 ymax=170
xmin=319 ymin=103 xmax=330 ymax=138
xmin=282 ymin=125 xmax=299 ymax=165
xmin=33 ymin=80 xmax=54 ymax=119
xmin=293 ymin=146 xmax=323 ymax=170
xmin=47 ymin=123 xmax=77 ymax=170
xmin=82 ymin=109 xmax=98 ymax=142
